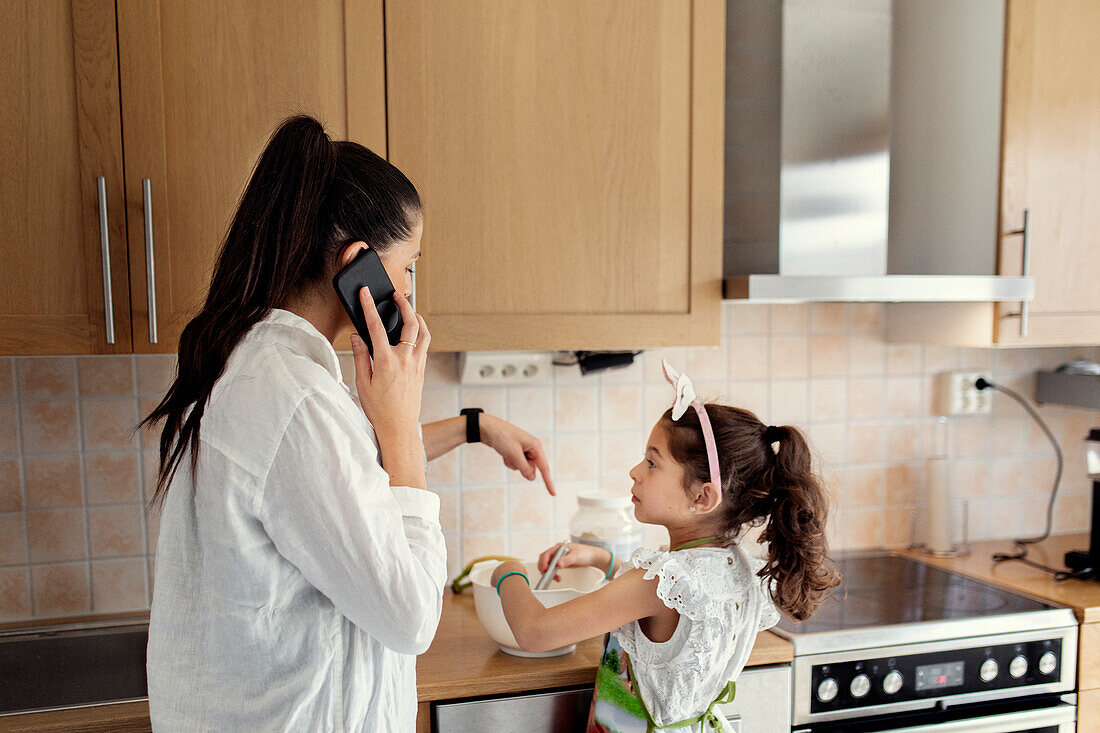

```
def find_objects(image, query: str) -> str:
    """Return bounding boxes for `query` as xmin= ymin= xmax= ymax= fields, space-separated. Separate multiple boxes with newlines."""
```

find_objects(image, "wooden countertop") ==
xmin=0 ymin=590 xmax=793 ymax=731
xmin=902 ymin=533 xmax=1100 ymax=623
xmin=416 ymin=590 xmax=793 ymax=701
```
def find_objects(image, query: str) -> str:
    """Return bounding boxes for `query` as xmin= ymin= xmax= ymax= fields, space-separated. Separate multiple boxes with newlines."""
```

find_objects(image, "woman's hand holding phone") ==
xmin=350 ymin=286 xmax=430 ymax=490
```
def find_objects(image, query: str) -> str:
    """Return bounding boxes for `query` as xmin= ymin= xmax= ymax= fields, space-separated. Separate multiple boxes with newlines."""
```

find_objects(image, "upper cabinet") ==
xmin=888 ymin=0 xmax=1100 ymax=347
xmin=0 ymin=1 xmax=131 ymax=354
xmin=385 ymin=0 xmax=724 ymax=351
xmin=118 ymin=0 xmax=369 ymax=353
xmin=0 ymin=0 xmax=381 ymax=356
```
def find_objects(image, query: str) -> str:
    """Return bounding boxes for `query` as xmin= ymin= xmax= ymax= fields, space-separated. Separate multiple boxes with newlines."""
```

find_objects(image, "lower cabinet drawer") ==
xmin=432 ymin=685 xmax=591 ymax=732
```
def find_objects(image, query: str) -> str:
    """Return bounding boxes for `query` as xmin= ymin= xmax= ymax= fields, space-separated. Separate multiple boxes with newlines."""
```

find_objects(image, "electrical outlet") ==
xmin=458 ymin=351 xmax=552 ymax=385
xmin=934 ymin=371 xmax=993 ymax=415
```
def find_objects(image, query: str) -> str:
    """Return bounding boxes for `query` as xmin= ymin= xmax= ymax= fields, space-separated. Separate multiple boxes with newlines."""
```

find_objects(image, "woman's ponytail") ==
xmin=758 ymin=425 xmax=839 ymax=620
xmin=141 ymin=115 xmax=420 ymax=506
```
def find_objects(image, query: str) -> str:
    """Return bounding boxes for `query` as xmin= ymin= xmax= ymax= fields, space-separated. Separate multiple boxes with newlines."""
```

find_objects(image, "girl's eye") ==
xmin=646 ymin=459 xmax=656 ymax=469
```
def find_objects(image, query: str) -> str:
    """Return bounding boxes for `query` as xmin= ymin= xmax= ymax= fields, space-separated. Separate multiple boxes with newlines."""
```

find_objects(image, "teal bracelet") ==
xmin=605 ymin=551 xmax=616 ymax=580
xmin=495 ymin=571 xmax=529 ymax=596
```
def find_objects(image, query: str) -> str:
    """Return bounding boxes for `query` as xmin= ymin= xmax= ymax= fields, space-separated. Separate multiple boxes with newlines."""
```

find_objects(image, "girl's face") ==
xmin=378 ymin=219 xmax=423 ymax=299
xmin=628 ymin=424 xmax=697 ymax=526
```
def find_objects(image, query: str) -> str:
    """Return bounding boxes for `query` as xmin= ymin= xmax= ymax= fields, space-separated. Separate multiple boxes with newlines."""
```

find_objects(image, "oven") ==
xmin=774 ymin=554 xmax=1079 ymax=733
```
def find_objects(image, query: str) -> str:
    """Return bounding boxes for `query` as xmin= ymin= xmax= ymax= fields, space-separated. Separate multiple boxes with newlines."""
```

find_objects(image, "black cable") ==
xmin=976 ymin=378 xmax=1090 ymax=581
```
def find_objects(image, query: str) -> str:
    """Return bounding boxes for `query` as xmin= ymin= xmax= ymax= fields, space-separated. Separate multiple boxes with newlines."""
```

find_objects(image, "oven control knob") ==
xmin=1038 ymin=651 xmax=1057 ymax=675
xmin=850 ymin=674 xmax=871 ymax=698
xmin=980 ymin=658 xmax=999 ymax=682
xmin=817 ymin=677 xmax=839 ymax=703
xmin=883 ymin=670 xmax=903 ymax=695
xmin=1009 ymin=655 xmax=1028 ymax=679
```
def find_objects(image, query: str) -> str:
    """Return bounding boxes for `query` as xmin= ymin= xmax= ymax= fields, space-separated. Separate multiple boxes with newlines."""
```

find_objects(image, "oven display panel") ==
xmin=915 ymin=661 xmax=964 ymax=691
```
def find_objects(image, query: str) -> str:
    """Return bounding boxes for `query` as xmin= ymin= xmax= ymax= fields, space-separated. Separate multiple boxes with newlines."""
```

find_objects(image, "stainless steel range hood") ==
xmin=722 ymin=0 xmax=1034 ymax=303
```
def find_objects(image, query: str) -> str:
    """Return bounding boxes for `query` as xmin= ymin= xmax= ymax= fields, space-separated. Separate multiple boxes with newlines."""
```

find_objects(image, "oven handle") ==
xmin=850 ymin=701 xmax=1075 ymax=733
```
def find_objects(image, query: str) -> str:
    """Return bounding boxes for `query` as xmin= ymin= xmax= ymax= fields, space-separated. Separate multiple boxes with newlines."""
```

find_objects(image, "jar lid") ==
xmin=578 ymin=491 xmax=632 ymax=509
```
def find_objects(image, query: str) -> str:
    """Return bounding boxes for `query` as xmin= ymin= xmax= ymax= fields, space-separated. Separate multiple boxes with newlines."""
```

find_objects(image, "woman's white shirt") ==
xmin=147 ymin=309 xmax=447 ymax=732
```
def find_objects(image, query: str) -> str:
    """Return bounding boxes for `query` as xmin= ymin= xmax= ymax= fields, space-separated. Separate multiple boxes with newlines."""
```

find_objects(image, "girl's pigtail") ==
xmin=758 ymin=425 xmax=839 ymax=620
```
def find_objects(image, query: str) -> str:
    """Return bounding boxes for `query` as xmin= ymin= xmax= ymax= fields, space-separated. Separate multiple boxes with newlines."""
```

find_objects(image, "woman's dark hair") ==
xmin=140 ymin=115 xmax=421 ymax=506
xmin=659 ymin=406 xmax=839 ymax=621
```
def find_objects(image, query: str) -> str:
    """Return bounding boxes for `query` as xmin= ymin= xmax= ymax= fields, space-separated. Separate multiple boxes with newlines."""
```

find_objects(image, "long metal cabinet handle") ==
xmin=142 ymin=179 xmax=158 ymax=344
xmin=95 ymin=176 xmax=116 ymax=345
xmin=1005 ymin=209 xmax=1030 ymax=338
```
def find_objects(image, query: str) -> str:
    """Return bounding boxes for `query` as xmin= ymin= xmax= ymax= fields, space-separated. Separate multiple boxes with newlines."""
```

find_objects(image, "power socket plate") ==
xmin=935 ymin=370 xmax=992 ymax=415
xmin=458 ymin=351 xmax=552 ymax=385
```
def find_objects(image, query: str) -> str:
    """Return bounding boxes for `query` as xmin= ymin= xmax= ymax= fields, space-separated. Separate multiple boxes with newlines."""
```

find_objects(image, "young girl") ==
xmin=491 ymin=361 xmax=839 ymax=731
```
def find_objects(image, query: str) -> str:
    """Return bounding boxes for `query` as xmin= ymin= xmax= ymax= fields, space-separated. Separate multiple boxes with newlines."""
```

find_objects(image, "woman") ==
xmin=143 ymin=115 xmax=551 ymax=732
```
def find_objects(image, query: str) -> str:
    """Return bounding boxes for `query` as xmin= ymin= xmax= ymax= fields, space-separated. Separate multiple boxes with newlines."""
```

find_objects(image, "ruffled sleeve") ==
xmin=629 ymin=547 xmax=733 ymax=621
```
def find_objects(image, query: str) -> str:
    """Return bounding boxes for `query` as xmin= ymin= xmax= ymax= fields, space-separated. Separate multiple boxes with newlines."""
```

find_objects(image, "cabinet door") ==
xmin=116 ymin=0 xmax=385 ymax=353
xmin=0 ymin=0 xmax=131 ymax=355
xmin=996 ymin=0 xmax=1100 ymax=345
xmin=386 ymin=0 xmax=723 ymax=351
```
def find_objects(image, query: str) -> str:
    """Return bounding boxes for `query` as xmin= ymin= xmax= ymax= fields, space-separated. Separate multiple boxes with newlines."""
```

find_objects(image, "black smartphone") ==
xmin=332 ymin=248 xmax=404 ymax=356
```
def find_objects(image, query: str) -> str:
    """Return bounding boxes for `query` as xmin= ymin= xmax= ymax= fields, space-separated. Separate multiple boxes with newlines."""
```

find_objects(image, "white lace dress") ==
xmin=611 ymin=545 xmax=781 ymax=732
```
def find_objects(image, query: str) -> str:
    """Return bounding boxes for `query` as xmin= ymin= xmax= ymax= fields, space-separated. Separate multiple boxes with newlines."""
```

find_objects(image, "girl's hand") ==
xmin=537 ymin=542 xmax=607 ymax=581
xmin=479 ymin=414 xmax=555 ymax=495
xmin=349 ymin=287 xmax=430 ymax=441
xmin=490 ymin=560 xmax=528 ymax=589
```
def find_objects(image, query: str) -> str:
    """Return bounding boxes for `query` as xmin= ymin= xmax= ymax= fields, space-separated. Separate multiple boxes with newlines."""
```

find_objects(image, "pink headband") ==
xmin=661 ymin=359 xmax=721 ymax=488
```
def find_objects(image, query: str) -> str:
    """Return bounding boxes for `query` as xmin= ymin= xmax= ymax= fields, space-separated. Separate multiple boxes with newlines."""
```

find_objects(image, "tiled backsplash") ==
xmin=2 ymin=302 xmax=1098 ymax=622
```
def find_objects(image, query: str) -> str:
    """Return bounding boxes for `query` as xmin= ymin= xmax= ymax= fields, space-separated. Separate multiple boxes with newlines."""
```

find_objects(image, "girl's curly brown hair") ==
xmin=660 ymin=405 xmax=839 ymax=621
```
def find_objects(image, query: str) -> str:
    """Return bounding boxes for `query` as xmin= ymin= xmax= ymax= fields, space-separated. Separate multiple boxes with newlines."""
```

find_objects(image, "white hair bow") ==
xmin=660 ymin=358 xmax=722 ymax=487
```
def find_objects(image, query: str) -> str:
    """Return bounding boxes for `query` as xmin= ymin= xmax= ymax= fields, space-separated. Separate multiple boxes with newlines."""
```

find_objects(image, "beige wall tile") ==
xmin=424 ymin=353 xmax=458 ymax=386
xmin=81 ymin=399 xmax=140 ymax=451
xmin=89 ymin=504 xmax=144 ymax=557
xmin=32 ymin=562 xmax=90 ymax=617
xmin=847 ymin=423 xmax=884 ymax=464
xmin=461 ymin=486 xmax=505 ymax=534
xmin=839 ymin=466 xmax=885 ymax=507
xmin=24 ymin=455 xmax=83 ymax=508
xmin=459 ymin=386 xmax=507 ymax=417
xmin=507 ymin=484 xmax=553 ymax=532
xmin=848 ymin=378 xmax=884 ymax=420
xmin=886 ymin=344 xmax=923 ymax=375
xmin=78 ymin=357 xmax=135 ymax=397
xmin=506 ymin=387 xmax=552 ymax=434
xmin=686 ymin=346 xmax=728 ymax=382
xmin=28 ymin=509 xmax=87 ymax=563
xmin=952 ymin=460 xmax=991 ymax=500
xmin=20 ymin=401 xmax=79 ymax=454
xmin=434 ymin=487 xmax=459 ymax=534
xmin=85 ymin=452 xmax=141 ymax=505
xmin=770 ymin=380 xmax=810 ymax=425
xmin=136 ymin=355 xmax=177 ymax=397
xmin=0 ymin=460 xmax=22 ymax=511
xmin=849 ymin=336 xmax=887 ymax=376
xmin=420 ymin=386 xmax=459 ymax=424
xmin=554 ymin=433 xmax=598 ymax=480
xmin=145 ymin=506 xmax=162 ymax=555
xmin=834 ymin=508 xmax=884 ymax=551
xmin=0 ymin=512 xmax=28 ymax=565
xmin=885 ymin=463 xmax=923 ymax=505
xmin=0 ymin=567 xmax=31 ymax=620
xmin=728 ymin=335 xmax=770 ymax=381
xmin=810 ymin=379 xmax=847 ymax=423
xmin=770 ymin=335 xmax=809 ymax=379
xmin=988 ymin=457 xmax=1024 ymax=497
xmin=137 ymin=397 xmax=162 ymax=450
xmin=18 ymin=358 xmax=76 ymax=399
xmin=809 ymin=303 xmax=848 ymax=334
xmin=141 ymin=450 xmax=160 ymax=503
xmin=883 ymin=507 xmax=915 ymax=548
xmin=724 ymin=303 xmax=769 ymax=335
xmin=600 ymin=385 xmax=643 ymax=429
xmin=461 ymin=443 xmax=507 ymax=485
xmin=91 ymin=557 xmax=148 ymax=613
xmin=806 ymin=423 xmax=847 ymax=466
xmin=770 ymin=304 xmax=808 ymax=333
xmin=884 ymin=423 xmax=922 ymax=462
xmin=850 ymin=304 xmax=884 ymax=334
xmin=554 ymin=386 xmax=599 ymax=432
xmin=427 ymin=449 xmax=460 ymax=488
xmin=461 ymin=532 xmax=508 ymax=568
xmin=0 ymin=358 xmax=13 ymax=400
xmin=885 ymin=378 xmax=923 ymax=418
xmin=0 ymin=403 xmax=18 ymax=456
xmin=600 ymin=431 xmax=642 ymax=480
xmin=810 ymin=335 xmax=848 ymax=378
xmin=509 ymin=529 xmax=555 ymax=561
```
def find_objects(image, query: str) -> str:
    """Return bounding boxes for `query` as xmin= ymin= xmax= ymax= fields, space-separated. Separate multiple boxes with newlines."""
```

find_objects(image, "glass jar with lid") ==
xmin=569 ymin=491 xmax=643 ymax=560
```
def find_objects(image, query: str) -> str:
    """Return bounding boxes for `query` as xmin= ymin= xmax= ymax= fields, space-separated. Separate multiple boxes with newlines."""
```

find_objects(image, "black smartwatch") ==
xmin=460 ymin=408 xmax=484 ymax=444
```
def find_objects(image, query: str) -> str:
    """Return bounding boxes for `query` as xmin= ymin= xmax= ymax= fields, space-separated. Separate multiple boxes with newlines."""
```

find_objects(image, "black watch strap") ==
xmin=460 ymin=408 xmax=484 ymax=444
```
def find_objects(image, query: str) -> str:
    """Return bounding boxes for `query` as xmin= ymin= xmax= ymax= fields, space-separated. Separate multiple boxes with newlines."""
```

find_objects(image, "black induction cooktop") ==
xmin=776 ymin=554 xmax=1057 ymax=637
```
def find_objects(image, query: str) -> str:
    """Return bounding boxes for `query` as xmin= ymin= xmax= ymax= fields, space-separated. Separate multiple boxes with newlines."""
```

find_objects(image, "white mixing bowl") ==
xmin=469 ymin=560 xmax=605 ymax=657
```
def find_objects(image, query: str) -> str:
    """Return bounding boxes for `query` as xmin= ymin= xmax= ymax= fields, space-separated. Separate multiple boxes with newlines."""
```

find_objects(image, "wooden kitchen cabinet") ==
xmin=888 ymin=0 xmax=1100 ymax=347
xmin=0 ymin=0 xmax=132 ymax=354
xmin=1 ymin=0 xmax=385 ymax=355
xmin=385 ymin=0 xmax=724 ymax=351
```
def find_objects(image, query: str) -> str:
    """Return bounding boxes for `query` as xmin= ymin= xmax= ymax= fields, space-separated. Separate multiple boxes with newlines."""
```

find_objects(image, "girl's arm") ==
xmin=491 ymin=563 xmax=674 ymax=654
